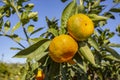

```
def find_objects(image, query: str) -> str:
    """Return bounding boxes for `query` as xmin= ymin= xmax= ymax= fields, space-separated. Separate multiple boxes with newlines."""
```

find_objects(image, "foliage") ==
xmin=0 ymin=62 xmax=23 ymax=80
xmin=0 ymin=0 xmax=120 ymax=80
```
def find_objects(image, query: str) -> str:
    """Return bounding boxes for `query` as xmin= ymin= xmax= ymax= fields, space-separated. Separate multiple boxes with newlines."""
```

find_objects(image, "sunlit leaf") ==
xmin=88 ymin=14 xmax=108 ymax=21
xmin=48 ymin=28 xmax=58 ymax=37
xmin=108 ymin=43 xmax=120 ymax=47
xmin=92 ymin=0 xmax=100 ymax=8
xmin=103 ymin=45 xmax=120 ymax=59
xmin=29 ymin=37 xmax=44 ymax=44
xmin=79 ymin=42 xmax=96 ymax=66
xmin=104 ymin=54 xmax=120 ymax=62
xmin=27 ymin=25 xmax=34 ymax=33
xmin=11 ymin=22 xmax=21 ymax=34
xmin=28 ymin=12 xmax=38 ymax=19
xmin=61 ymin=0 xmax=77 ymax=28
xmin=88 ymin=37 xmax=100 ymax=51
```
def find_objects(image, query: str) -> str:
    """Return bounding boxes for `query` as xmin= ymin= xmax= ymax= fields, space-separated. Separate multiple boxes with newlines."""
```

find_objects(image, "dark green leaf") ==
xmin=61 ymin=0 xmax=77 ymax=28
xmin=88 ymin=37 xmax=100 ymax=51
xmin=13 ymin=38 xmax=50 ymax=58
xmin=30 ymin=27 xmax=44 ymax=36
xmin=5 ymin=8 xmax=11 ymax=17
xmin=110 ymin=8 xmax=120 ymax=13
xmin=61 ymin=0 xmax=68 ymax=3
xmin=47 ymin=61 xmax=60 ymax=79
xmin=0 ymin=19 xmax=3 ymax=30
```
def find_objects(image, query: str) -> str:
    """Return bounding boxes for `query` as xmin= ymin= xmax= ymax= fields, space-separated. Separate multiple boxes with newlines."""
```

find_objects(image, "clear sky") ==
xmin=0 ymin=0 xmax=120 ymax=63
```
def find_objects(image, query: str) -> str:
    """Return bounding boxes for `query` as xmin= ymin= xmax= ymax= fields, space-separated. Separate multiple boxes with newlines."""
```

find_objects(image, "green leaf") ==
xmin=13 ymin=38 xmax=50 ymax=58
xmin=5 ymin=8 xmax=11 ymax=17
xmin=103 ymin=45 xmax=120 ymax=59
xmin=28 ymin=12 xmax=38 ymax=19
xmin=48 ymin=28 xmax=58 ymax=37
xmin=88 ymin=37 xmax=100 ymax=51
xmin=47 ymin=61 xmax=60 ymax=79
xmin=88 ymin=14 xmax=108 ymax=21
xmin=11 ymin=22 xmax=21 ymax=34
xmin=25 ymin=3 xmax=34 ymax=11
xmin=79 ymin=42 xmax=96 ymax=66
xmin=61 ymin=0 xmax=77 ymax=28
xmin=108 ymin=43 xmax=120 ymax=47
xmin=27 ymin=25 xmax=34 ymax=33
xmin=10 ymin=47 xmax=22 ymax=50
xmin=29 ymin=37 xmax=44 ymax=44
xmin=104 ymin=12 xmax=115 ymax=19
xmin=61 ymin=0 xmax=68 ymax=3
xmin=21 ymin=11 xmax=29 ymax=25
xmin=30 ymin=27 xmax=44 ymax=36
xmin=0 ymin=13 xmax=3 ymax=19
xmin=34 ymin=52 xmax=49 ymax=61
xmin=13 ymin=36 xmax=21 ymax=43
xmin=0 ymin=19 xmax=3 ymax=31
xmin=104 ymin=54 xmax=120 ymax=62
xmin=92 ymin=0 xmax=100 ymax=8
xmin=4 ymin=20 xmax=10 ymax=32
xmin=110 ymin=8 xmax=120 ymax=12
xmin=113 ymin=0 xmax=120 ymax=3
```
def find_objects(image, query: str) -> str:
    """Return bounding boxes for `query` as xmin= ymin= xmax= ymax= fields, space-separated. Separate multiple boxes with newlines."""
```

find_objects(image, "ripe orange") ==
xmin=36 ymin=70 xmax=45 ymax=80
xmin=49 ymin=34 xmax=78 ymax=63
xmin=67 ymin=14 xmax=94 ymax=41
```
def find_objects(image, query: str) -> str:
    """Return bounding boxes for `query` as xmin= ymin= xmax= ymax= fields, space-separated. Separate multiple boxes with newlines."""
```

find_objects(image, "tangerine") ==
xmin=67 ymin=14 xmax=94 ymax=41
xmin=36 ymin=70 xmax=45 ymax=80
xmin=49 ymin=34 xmax=78 ymax=63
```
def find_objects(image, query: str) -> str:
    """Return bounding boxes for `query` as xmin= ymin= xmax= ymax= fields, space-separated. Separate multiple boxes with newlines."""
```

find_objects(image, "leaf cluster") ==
xmin=0 ymin=0 xmax=120 ymax=80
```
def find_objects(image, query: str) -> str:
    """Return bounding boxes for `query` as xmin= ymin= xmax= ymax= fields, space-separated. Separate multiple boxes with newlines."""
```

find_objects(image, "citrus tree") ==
xmin=0 ymin=0 xmax=120 ymax=80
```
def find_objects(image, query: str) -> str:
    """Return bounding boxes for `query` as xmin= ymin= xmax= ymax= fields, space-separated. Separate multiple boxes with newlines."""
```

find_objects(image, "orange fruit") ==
xmin=36 ymin=70 xmax=45 ymax=80
xmin=49 ymin=34 xmax=78 ymax=63
xmin=67 ymin=14 xmax=94 ymax=41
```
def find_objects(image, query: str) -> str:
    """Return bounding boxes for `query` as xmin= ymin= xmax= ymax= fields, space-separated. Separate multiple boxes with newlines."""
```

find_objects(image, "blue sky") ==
xmin=0 ymin=0 xmax=120 ymax=63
